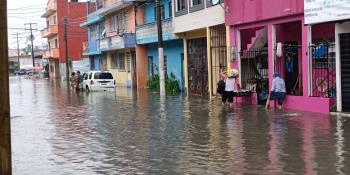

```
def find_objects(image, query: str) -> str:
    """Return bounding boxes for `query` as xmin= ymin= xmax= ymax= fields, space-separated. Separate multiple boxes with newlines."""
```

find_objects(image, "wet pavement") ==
xmin=9 ymin=77 xmax=350 ymax=175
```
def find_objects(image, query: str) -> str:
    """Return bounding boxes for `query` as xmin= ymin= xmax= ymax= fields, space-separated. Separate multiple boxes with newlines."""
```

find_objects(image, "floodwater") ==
xmin=9 ymin=77 xmax=350 ymax=175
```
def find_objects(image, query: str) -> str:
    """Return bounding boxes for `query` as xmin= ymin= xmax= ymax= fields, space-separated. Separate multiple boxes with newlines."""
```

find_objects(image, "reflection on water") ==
xmin=9 ymin=77 xmax=350 ymax=174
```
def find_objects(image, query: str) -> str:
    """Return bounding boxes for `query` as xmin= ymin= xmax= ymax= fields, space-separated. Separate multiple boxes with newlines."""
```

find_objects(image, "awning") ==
xmin=80 ymin=16 xmax=105 ymax=27
xmin=98 ymin=1 xmax=133 ymax=16
xmin=83 ymin=51 xmax=102 ymax=56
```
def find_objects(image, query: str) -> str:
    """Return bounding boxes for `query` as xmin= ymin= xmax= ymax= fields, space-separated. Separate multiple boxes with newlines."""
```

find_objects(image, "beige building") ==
xmin=172 ymin=0 xmax=229 ymax=97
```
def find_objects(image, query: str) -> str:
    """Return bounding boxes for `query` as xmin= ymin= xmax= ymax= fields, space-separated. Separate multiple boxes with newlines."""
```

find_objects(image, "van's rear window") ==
xmin=94 ymin=73 xmax=113 ymax=79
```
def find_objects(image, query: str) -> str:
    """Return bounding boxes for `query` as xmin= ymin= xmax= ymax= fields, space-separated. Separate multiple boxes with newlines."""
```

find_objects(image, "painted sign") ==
xmin=305 ymin=0 xmax=350 ymax=24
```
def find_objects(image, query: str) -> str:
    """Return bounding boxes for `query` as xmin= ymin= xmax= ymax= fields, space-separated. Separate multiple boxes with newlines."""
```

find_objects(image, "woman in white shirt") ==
xmin=220 ymin=69 xmax=240 ymax=106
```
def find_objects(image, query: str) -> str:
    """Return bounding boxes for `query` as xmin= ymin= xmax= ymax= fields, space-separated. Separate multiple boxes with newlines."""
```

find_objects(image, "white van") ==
xmin=82 ymin=71 xmax=116 ymax=91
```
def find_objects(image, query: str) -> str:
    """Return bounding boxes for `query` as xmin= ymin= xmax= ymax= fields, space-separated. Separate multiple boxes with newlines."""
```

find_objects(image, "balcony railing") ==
xmin=41 ymin=25 xmax=58 ymax=38
xmin=99 ymin=33 xmax=136 ymax=51
xmin=136 ymin=19 xmax=177 ymax=45
xmin=43 ymin=48 xmax=60 ymax=59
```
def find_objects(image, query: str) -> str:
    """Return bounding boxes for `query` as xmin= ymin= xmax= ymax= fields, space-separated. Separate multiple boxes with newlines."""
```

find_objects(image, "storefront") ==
xmin=226 ymin=0 xmax=335 ymax=113
xmin=304 ymin=0 xmax=350 ymax=112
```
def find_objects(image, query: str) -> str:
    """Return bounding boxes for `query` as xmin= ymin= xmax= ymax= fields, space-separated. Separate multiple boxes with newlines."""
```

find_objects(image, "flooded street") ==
xmin=9 ymin=77 xmax=350 ymax=175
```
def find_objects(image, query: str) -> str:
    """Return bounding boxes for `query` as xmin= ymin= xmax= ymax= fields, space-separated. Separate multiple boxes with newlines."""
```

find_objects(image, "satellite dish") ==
xmin=211 ymin=0 xmax=220 ymax=5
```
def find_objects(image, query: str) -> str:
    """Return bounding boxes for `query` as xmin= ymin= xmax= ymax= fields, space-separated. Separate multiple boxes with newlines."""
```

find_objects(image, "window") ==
xmin=118 ymin=52 xmax=125 ymax=70
xmin=189 ymin=0 xmax=204 ymax=12
xmin=53 ymin=15 xmax=57 ymax=25
xmin=148 ymin=56 xmax=154 ymax=78
xmin=169 ymin=2 xmax=172 ymax=17
xmin=176 ymin=0 xmax=187 ymax=12
xmin=91 ymin=26 xmax=96 ymax=40
xmin=46 ymin=20 xmax=49 ymax=27
xmin=111 ymin=52 xmax=118 ymax=69
xmin=191 ymin=0 xmax=202 ymax=6
xmin=89 ymin=73 xmax=92 ymax=79
xmin=110 ymin=13 xmax=128 ymax=33
xmin=54 ymin=39 xmax=58 ymax=48
xmin=94 ymin=72 xmax=113 ymax=79
xmin=48 ymin=42 xmax=51 ymax=49
xmin=111 ymin=52 xmax=125 ymax=70
xmin=99 ymin=23 xmax=105 ymax=39
xmin=154 ymin=4 xmax=165 ymax=20
xmin=110 ymin=16 xmax=116 ymax=32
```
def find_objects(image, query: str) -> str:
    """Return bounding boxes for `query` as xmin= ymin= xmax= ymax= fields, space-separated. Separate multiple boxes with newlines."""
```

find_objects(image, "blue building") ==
xmin=81 ymin=0 xmax=107 ymax=71
xmin=136 ymin=0 xmax=184 ymax=90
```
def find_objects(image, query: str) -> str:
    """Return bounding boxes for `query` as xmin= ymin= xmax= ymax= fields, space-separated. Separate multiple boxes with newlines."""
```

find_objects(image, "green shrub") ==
xmin=148 ymin=73 xmax=181 ymax=94
xmin=331 ymin=104 xmax=337 ymax=112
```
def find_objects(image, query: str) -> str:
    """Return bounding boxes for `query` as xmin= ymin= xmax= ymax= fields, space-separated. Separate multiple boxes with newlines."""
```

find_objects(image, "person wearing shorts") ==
xmin=270 ymin=73 xmax=286 ymax=110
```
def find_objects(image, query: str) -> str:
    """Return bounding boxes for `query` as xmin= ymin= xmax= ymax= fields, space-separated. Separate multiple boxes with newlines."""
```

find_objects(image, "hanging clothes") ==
xmin=276 ymin=42 xmax=283 ymax=57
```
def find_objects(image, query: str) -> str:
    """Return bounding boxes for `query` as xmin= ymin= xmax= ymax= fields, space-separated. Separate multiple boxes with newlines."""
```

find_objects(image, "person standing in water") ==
xmin=270 ymin=72 xmax=286 ymax=110
xmin=220 ymin=69 xmax=239 ymax=106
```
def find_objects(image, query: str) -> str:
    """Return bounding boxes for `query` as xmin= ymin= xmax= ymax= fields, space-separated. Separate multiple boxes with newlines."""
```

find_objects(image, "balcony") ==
xmin=43 ymin=48 xmax=60 ymax=59
xmin=41 ymin=7 xmax=56 ymax=18
xmin=98 ymin=0 xmax=133 ymax=16
xmin=99 ymin=33 xmax=136 ymax=51
xmin=41 ymin=25 xmax=58 ymax=38
xmin=136 ymin=19 xmax=178 ymax=45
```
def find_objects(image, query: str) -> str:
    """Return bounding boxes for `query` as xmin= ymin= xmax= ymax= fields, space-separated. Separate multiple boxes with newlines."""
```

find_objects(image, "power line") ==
xmin=8 ymin=11 xmax=45 ymax=15
xmin=8 ymin=4 xmax=46 ymax=10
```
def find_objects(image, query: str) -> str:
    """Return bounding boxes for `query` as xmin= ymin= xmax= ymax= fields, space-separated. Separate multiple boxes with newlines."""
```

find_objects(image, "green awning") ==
xmin=83 ymin=51 xmax=102 ymax=56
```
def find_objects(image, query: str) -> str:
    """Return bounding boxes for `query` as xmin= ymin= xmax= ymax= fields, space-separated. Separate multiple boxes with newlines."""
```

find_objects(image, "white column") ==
xmin=335 ymin=23 xmax=342 ymax=112
xmin=308 ymin=25 xmax=313 ymax=96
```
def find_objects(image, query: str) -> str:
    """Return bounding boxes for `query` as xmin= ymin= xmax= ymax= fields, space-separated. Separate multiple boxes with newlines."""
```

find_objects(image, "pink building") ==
xmin=225 ymin=0 xmax=336 ymax=113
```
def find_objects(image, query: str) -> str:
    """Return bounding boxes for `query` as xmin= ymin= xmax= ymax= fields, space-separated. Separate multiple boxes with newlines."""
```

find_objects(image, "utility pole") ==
xmin=24 ymin=22 xmax=37 ymax=67
xmin=64 ymin=16 xmax=70 ymax=90
xmin=12 ymin=33 xmax=22 ymax=70
xmin=156 ymin=0 xmax=165 ymax=96
xmin=0 ymin=0 xmax=12 ymax=174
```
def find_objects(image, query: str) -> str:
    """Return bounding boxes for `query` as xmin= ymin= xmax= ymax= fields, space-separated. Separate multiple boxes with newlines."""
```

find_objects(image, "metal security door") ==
xmin=340 ymin=33 xmax=350 ymax=112
xmin=187 ymin=38 xmax=208 ymax=97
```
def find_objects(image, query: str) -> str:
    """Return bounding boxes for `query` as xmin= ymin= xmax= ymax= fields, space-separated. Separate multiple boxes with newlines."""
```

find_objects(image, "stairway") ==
xmin=247 ymin=27 xmax=268 ymax=51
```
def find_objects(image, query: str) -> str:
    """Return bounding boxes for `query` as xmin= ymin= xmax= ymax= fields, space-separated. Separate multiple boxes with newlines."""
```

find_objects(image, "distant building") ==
xmin=8 ymin=49 xmax=43 ymax=74
xmin=41 ymin=0 xmax=88 ymax=78
xmin=171 ymin=0 xmax=227 ymax=97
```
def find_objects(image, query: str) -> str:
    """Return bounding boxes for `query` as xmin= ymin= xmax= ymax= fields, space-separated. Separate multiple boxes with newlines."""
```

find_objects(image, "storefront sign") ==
xmin=305 ymin=0 xmax=350 ymax=24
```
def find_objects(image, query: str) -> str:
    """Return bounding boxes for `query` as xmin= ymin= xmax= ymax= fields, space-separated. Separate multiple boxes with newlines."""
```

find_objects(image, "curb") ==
xmin=330 ymin=112 xmax=350 ymax=117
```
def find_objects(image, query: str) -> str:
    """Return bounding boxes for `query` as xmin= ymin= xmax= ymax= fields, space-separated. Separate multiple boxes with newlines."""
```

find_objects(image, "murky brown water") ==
xmin=10 ymin=77 xmax=350 ymax=175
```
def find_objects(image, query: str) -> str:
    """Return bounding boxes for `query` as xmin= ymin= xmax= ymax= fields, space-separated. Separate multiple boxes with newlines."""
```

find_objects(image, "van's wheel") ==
xmin=86 ymin=86 xmax=90 ymax=92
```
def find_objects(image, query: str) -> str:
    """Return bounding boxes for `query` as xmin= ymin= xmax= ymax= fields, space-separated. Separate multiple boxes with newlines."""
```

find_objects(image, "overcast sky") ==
xmin=7 ymin=0 xmax=88 ymax=50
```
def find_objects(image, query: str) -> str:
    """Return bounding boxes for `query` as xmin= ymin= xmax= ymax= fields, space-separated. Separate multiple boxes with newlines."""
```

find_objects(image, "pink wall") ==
xmin=226 ymin=0 xmax=304 ymax=26
xmin=228 ymin=14 xmax=334 ymax=113
xmin=106 ymin=7 xmax=136 ymax=37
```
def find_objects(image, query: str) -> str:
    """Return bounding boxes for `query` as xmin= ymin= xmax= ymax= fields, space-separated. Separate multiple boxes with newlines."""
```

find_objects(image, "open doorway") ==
xmin=275 ymin=21 xmax=303 ymax=96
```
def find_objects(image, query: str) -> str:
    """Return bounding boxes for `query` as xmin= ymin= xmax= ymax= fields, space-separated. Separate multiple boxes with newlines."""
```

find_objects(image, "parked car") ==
xmin=14 ymin=69 xmax=28 ymax=75
xmin=82 ymin=71 xmax=116 ymax=91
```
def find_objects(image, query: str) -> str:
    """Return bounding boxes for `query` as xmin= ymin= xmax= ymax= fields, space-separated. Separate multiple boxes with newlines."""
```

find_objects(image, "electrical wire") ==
xmin=8 ymin=4 xmax=46 ymax=10
xmin=8 ymin=11 xmax=45 ymax=15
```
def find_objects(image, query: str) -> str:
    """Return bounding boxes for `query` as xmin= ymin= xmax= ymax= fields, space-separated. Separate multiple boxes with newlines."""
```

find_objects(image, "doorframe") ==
xmin=335 ymin=22 xmax=350 ymax=112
